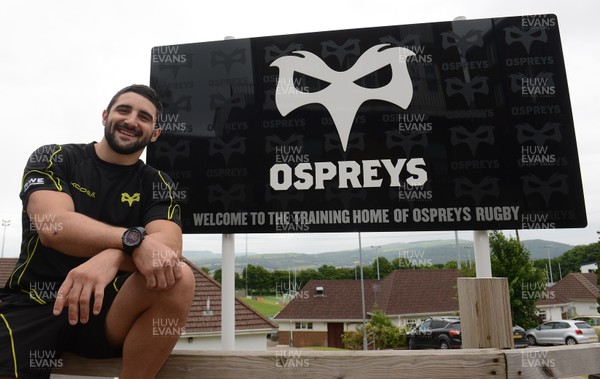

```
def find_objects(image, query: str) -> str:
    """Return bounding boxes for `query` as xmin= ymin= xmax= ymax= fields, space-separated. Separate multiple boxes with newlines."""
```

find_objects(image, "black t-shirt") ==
xmin=3 ymin=142 xmax=182 ymax=304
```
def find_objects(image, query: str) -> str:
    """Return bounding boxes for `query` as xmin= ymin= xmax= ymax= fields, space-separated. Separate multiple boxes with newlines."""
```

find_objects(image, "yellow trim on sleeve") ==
xmin=157 ymin=171 xmax=181 ymax=221
xmin=21 ymin=145 xmax=64 ymax=192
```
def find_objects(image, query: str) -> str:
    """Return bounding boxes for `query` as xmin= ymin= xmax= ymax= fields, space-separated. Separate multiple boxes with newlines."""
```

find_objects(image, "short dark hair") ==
xmin=106 ymin=84 xmax=163 ymax=120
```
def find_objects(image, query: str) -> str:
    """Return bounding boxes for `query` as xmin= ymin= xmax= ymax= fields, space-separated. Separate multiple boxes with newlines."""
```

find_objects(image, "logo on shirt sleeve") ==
xmin=24 ymin=177 xmax=45 ymax=192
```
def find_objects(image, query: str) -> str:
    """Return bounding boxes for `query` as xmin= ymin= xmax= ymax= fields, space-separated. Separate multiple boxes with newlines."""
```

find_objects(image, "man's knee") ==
xmin=163 ymin=263 xmax=195 ymax=309
xmin=177 ymin=263 xmax=196 ymax=300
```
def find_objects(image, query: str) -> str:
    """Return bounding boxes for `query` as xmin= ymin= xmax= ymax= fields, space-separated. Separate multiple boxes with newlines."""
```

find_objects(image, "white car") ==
xmin=525 ymin=320 xmax=599 ymax=346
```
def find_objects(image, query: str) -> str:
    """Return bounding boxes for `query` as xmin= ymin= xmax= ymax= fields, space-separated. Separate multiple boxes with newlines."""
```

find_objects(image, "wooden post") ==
xmin=458 ymin=277 xmax=513 ymax=349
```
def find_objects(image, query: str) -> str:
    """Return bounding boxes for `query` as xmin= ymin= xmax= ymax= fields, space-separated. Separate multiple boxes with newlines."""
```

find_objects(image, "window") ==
xmin=295 ymin=322 xmax=313 ymax=330
xmin=540 ymin=322 xmax=554 ymax=330
xmin=431 ymin=320 xmax=445 ymax=329
xmin=419 ymin=320 xmax=431 ymax=331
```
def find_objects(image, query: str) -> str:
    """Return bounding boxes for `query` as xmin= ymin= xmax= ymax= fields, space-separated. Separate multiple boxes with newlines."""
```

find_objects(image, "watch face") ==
xmin=124 ymin=229 xmax=142 ymax=246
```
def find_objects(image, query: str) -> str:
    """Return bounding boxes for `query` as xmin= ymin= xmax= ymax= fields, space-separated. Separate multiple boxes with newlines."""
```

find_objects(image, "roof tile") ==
xmin=275 ymin=269 xmax=461 ymax=320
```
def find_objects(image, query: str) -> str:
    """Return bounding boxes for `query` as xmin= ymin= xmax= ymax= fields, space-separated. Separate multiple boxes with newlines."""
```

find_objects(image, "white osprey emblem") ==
xmin=271 ymin=43 xmax=415 ymax=151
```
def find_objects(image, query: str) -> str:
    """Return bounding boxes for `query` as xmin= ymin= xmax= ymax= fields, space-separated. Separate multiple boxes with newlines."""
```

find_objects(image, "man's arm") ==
xmin=39 ymin=187 xmax=184 ymax=324
xmin=28 ymin=189 xmax=183 ymax=285
xmin=28 ymin=190 xmax=126 ymax=257
xmin=144 ymin=219 xmax=183 ymax=257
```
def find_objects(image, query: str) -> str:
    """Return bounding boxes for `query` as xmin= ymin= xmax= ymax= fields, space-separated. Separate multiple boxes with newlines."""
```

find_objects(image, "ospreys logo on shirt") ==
xmin=121 ymin=192 xmax=141 ymax=206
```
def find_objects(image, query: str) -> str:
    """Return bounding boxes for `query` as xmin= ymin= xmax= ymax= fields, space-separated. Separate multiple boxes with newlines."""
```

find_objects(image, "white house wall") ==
xmin=572 ymin=301 xmax=600 ymax=317
xmin=538 ymin=305 xmax=568 ymax=321
xmin=175 ymin=333 xmax=270 ymax=351
xmin=580 ymin=263 xmax=598 ymax=273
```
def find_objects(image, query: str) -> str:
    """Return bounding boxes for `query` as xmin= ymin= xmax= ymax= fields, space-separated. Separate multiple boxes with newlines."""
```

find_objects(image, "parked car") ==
xmin=571 ymin=315 xmax=600 ymax=339
xmin=512 ymin=325 xmax=529 ymax=348
xmin=525 ymin=320 xmax=599 ymax=346
xmin=407 ymin=317 xmax=461 ymax=349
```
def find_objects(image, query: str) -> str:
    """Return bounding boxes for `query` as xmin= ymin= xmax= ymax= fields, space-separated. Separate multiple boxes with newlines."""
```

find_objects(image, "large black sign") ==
xmin=148 ymin=14 xmax=586 ymax=234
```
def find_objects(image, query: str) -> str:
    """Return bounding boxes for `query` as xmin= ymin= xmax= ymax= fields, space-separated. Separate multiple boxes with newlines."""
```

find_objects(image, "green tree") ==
xmin=296 ymin=268 xmax=319 ymax=285
xmin=489 ymin=231 xmax=546 ymax=329
xmin=213 ymin=268 xmax=222 ymax=283
xmin=317 ymin=265 xmax=340 ymax=279
xmin=270 ymin=269 xmax=292 ymax=293
xmin=211 ymin=268 xmax=242 ymax=289
xmin=391 ymin=257 xmax=412 ymax=269
xmin=334 ymin=267 xmax=355 ymax=280
xmin=363 ymin=264 xmax=377 ymax=279
xmin=554 ymin=243 xmax=600 ymax=276
xmin=371 ymin=257 xmax=395 ymax=278
xmin=243 ymin=264 xmax=272 ymax=295
xmin=342 ymin=309 xmax=401 ymax=350
xmin=368 ymin=308 xmax=401 ymax=349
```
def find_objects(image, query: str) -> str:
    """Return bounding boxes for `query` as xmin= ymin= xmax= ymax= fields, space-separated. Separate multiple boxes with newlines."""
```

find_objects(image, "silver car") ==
xmin=525 ymin=320 xmax=599 ymax=346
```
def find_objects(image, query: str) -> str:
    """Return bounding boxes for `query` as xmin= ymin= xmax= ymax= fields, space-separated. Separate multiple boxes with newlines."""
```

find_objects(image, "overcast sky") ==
xmin=1 ymin=0 xmax=598 ymax=258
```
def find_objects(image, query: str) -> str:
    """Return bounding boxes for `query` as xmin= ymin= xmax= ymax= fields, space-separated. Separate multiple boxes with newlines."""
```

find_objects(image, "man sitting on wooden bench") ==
xmin=0 ymin=84 xmax=195 ymax=379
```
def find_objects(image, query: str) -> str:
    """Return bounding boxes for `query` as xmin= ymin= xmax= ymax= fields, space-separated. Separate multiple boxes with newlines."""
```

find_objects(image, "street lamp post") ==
xmin=245 ymin=234 xmax=249 ymax=297
xmin=358 ymin=233 xmax=367 ymax=351
xmin=1 ymin=219 xmax=10 ymax=258
xmin=371 ymin=246 xmax=381 ymax=280
xmin=545 ymin=244 xmax=554 ymax=284
xmin=463 ymin=245 xmax=472 ymax=269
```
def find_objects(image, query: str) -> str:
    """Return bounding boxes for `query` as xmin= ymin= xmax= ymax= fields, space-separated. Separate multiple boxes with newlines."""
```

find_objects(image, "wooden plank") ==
xmin=458 ymin=277 xmax=514 ymax=349
xmin=504 ymin=343 xmax=600 ymax=379
xmin=55 ymin=348 xmax=506 ymax=379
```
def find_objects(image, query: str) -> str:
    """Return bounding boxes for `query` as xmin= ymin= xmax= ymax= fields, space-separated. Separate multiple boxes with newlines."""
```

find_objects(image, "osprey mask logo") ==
xmin=271 ymin=43 xmax=415 ymax=151
xmin=121 ymin=192 xmax=141 ymax=207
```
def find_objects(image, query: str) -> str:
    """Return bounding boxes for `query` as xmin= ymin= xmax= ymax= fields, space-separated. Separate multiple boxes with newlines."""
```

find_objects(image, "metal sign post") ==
xmin=221 ymin=233 xmax=235 ymax=350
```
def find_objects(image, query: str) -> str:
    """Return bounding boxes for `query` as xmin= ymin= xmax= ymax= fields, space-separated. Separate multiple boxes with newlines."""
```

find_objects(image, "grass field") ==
xmin=240 ymin=296 xmax=285 ymax=318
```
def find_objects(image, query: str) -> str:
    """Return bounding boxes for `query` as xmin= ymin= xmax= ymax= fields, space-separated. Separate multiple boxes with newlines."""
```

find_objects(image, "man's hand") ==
xmin=131 ymin=234 xmax=184 ymax=290
xmin=53 ymin=249 xmax=123 ymax=325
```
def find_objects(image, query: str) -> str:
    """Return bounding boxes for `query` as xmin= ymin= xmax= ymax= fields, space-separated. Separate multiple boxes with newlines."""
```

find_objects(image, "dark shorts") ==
xmin=0 ymin=273 xmax=131 ymax=379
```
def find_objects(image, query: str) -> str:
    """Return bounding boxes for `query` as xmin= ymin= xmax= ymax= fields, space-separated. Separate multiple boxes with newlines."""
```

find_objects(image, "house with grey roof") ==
xmin=273 ymin=269 xmax=461 ymax=348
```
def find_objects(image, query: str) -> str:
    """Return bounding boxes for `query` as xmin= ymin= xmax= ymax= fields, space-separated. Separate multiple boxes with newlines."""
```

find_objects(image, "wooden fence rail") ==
xmin=54 ymin=343 xmax=600 ymax=379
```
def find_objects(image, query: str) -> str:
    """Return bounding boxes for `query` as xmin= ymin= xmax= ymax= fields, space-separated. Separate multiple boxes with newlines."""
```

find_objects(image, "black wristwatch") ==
xmin=122 ymin=226 xmax=146 ymax=255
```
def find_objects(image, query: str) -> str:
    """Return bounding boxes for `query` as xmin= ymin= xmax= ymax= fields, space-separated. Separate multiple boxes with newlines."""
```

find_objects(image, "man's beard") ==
xmin=104 ymin=122 xmax=152 ymax=155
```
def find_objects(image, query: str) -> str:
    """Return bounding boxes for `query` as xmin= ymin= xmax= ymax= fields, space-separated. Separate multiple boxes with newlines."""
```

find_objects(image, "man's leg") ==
xmin=0 ymin=300 xmax=71 ymax=379
xmin=105 ymin=263 xmax=195 ymax=379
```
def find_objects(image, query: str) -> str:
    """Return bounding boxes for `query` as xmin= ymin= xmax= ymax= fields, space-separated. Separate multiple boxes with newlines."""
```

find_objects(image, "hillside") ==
xmin=183 ymin=238 xmax=574 ymax=272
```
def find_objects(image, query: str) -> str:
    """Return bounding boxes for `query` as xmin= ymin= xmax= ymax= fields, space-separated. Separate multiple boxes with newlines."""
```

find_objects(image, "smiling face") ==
xmin=102 ymin=92 xmax=161 ymax=155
